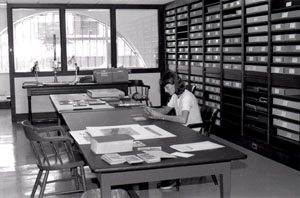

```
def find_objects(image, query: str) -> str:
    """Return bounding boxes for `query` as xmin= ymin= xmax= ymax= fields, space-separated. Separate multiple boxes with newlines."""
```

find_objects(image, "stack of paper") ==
xmin=137 ymin=153 xmax=161 ymax=163
xmin=101 ymin=153 xmax=126 ymax=165
xmin=123 ymin=155 xmax=144 ymax=164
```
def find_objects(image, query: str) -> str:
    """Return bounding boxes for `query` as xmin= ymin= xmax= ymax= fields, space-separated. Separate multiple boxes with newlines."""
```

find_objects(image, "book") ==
xmin=123 ymin=155 xmax=144 ymax=164
xmin=137 ymin=153 xmax=161 ymax=163
xmin=90 ymin=134 xmax=134 ymax=154
xmin=101 ymin=153 xmax=126 ymax=165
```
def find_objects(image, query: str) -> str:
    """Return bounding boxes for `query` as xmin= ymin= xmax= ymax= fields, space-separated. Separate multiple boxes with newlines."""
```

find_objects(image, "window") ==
xmin=116 ymin=9 xmax=159 ymax=69
xmin=0 ymin=4 xmax=8 ymax=73
xmin=65 ymin=9 xmax=111 ymax=71
xmin=5 ymin=6 xmax=161 ymax=74
xmin=12 ymin=9 xmax=61 ymax=72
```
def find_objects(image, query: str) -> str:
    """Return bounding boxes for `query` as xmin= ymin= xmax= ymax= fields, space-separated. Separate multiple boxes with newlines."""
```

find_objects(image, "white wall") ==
xmin=0 ymin=73 xmax=10 ymax=97
xmin=14 ymin=73 xmax=161 ymax=114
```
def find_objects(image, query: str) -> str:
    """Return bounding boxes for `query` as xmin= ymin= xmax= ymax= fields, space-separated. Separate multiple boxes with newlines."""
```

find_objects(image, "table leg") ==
xmin=28 ymin=95 xmax=32 ymax=122
xmin=99 ymin=174 xmax=112 ymax=198
xmin=219 ymin=170 xmax=231 ymax=198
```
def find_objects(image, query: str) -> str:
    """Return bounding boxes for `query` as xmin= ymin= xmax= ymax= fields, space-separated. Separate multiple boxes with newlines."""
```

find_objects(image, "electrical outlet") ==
xmin=251 ymin=143 xmax=257 ymax=150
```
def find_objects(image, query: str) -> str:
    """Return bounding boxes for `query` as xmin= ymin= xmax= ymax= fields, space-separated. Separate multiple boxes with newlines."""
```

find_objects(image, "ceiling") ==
xmin=0 ymin=0 xmax=174 ymax=4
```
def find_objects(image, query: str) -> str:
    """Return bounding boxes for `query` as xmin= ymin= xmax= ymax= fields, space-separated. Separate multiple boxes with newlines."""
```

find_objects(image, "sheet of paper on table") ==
xmin=69 ymin=130 xmax=91 ymax=145
xmin=170 ymin=141 xmax=224 ymax=152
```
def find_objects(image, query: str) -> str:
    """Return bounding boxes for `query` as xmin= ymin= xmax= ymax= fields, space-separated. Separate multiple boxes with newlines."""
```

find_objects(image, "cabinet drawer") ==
xmin=191 ymin=2 xmax=202 ymax=9
xmin=191 ymin=47 xmax=203 ymax=53
xmin=177 ymin=13 xmax=188 ymax=20
xmin=245 ymin=65 xmax=267 ymax=72
xmin=191 ymin=55 xmax=203 ymax=61
xmin=273 ymin=98 xmax=300 ymax=110
xmin=273 ymin=45 xmax=300 ymax=52
xmin=223 ymin=47 xmax=242 ymax=53
xmin=224 ymin=28 xmax=241 ymax=35
xmin=277 ymin=129 xmax=299 ymax=142
xmin=246 ymin=15 xmax=268 ymax=24
xmin=190 ymin=10 xmax=202 ymax=17
xmin=166 ymin=22 xmax=175 ymax=28
xmin=223 ymin=19 xmax=241 ymax=27
xmin=191 ymin=18 xmax=202 ymax=24
xmin=273 ymin=118 xmax=300 ymax=132
xmin=245 ymin=0 xmax=267 ymax=4
xmin=246 ymin=4 xmax=268 ymax=14
xmin=272 ymin=10 xmax=300 ymax=20
xmin=246 ymin=46 xmax=267 ymax=52
xmin=190 ymin=25 xmax=202 ymax=32
xmin=224 ymin=55 xmax=241 ymax=62
xmin=190 ymin=40 xmax=202 ymax=46
xmin=248 ymin=36 xmax=268 ymax=43
xmin=166 ymin=9 xmax=175 ymax=16
xmin=273 ymin=108 xmax=300 ymax=121
xmin=247 ymin=25 xmax=268 ymax=33
xmin=272 ymin=87 xmax=300 ymax=96
xmin=177 ymin=6 xmax=188 ymax=13
xmin=190 ymin=32 xmax=203 ymax=39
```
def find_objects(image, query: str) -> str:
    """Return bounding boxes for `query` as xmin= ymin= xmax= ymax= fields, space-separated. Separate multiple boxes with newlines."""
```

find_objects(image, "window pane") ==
xmin=116 ymin=9 xmax=158 ymax=69
xmin=65 ymin=9 xmax=111 ymax=71
xmin=13 ymin=9 xmax=61 ymax=72
xmin=0 ymin=4 xmax=8 ymax=73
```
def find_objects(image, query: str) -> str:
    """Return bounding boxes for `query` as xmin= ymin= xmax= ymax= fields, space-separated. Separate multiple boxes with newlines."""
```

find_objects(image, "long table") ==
xmin=22 ymin=81 xmax=128 ymax=122
xmin=62 ymin=108 xmax=247 ymax=198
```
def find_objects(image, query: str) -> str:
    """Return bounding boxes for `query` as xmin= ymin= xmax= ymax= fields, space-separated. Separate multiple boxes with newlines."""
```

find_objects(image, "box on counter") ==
xmin=87 ymin=88 xmax=125 ymax=98
xmin=91 ymin=134 xmax=134 ymax=154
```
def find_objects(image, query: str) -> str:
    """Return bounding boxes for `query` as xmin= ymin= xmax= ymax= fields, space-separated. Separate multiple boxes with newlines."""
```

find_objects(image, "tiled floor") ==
xmin=0 ymin=109 xmax=300 ymax=198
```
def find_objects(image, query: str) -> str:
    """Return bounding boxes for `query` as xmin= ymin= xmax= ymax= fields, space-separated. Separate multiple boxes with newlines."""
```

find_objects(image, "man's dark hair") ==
xmin=160 ymin=71 xmax=185 ymax=95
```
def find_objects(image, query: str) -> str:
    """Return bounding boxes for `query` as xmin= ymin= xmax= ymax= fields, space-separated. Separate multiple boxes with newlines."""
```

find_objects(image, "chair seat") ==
xmin=81 ymin=188 xmax=130 ymax=198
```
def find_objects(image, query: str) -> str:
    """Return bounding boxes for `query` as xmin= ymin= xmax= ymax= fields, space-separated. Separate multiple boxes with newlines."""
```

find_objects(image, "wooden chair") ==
xmin=188 ymin=105 xmax=219 ymax=185
xmin=128 ymin=80 xmax=151 ymax=106
xmin=21 ymin=120 xmax=87 ymax=197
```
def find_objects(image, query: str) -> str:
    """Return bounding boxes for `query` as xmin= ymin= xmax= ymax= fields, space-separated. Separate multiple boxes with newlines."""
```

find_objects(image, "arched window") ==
xmin=3 ymin=8 xmax=152 ymax=73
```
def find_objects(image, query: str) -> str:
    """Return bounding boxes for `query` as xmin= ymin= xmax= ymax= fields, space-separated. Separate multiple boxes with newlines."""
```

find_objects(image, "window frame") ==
xmin=7 ymin=3 xmax=165 ymax=78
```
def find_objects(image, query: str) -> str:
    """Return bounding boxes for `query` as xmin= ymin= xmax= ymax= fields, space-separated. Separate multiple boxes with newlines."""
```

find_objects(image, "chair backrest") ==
xmin=186 ymin=84 xmax=196 ymax=94
xmin=128 ymin=80 xmax=151 ymax=105
xmin=200 ymin=106 xmax=218 ymax=136
xmin=21 ymin=120 xmax=77 ymax=168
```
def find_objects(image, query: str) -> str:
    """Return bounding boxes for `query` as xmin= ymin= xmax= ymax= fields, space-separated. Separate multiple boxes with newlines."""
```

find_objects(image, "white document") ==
xmin=170 ymin=141 xmax=224 ymax=152
xmin=171 ymin=152 xmax=194 ymax=158
xmin=86 ymin=124 xmax=157 ymax=140
xmin=70 ymin=130 xmax=91 ymax=145
xmin=144 ymin=150 xmax=177 ymax=159
xmin=142 ymin=125 xmax=176 ymax=139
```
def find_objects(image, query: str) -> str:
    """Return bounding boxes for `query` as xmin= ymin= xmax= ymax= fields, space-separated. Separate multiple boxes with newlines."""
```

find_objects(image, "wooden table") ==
xmin=22 ymin=81 xmax=128 ymax=122
xmin=62 ymin=108 xmax=247 ymax=198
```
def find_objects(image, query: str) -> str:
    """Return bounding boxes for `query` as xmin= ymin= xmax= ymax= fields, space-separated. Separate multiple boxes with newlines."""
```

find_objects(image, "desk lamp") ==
xmin=68 ymin=55 xmax=80 ymax=84
xmin=31 ymin=61 xmax=39 ymax=83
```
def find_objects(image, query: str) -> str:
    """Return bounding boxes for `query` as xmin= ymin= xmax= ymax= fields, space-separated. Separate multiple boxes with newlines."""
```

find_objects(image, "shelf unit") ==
xmin=164 ymin=0 xmax=300 ymax=170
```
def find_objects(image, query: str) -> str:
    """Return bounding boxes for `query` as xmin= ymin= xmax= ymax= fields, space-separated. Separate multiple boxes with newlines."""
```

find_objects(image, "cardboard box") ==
xmin=190 ymin=25 xmax=202 ymax=32
xmin=93 ymin=69 xmax=113 ymax=83
xmin=271 ymin=67 xmax=284 ymax=73
xmin=91 ymin=134 xmax=134 ymax=154
xmin=87 ymin=88 xmax=125 ymax=98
